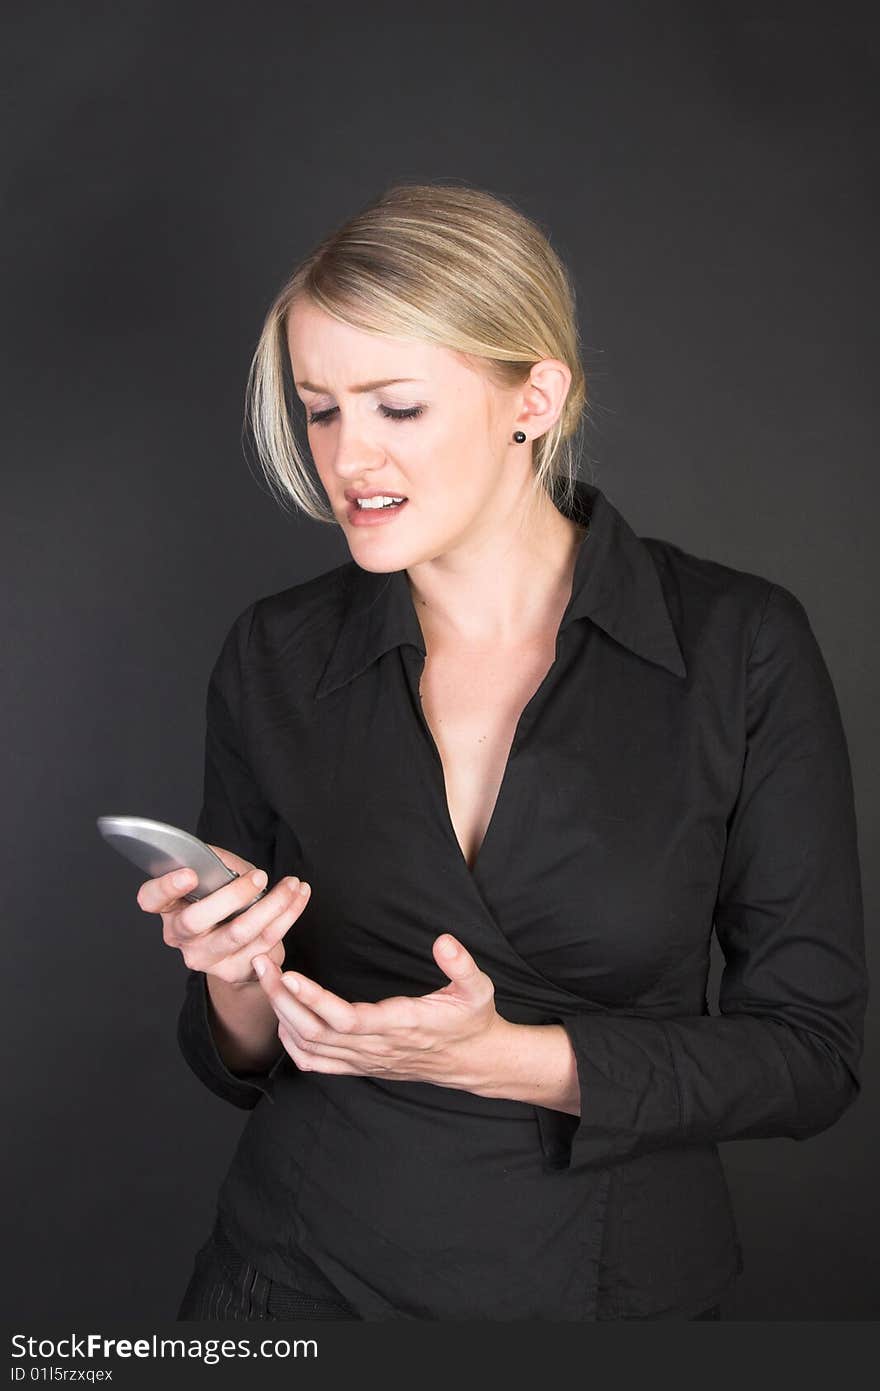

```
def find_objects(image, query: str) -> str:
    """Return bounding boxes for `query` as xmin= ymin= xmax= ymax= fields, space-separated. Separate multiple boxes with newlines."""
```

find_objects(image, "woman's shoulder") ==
xmin=640 ymin=532 xmax=811 ymax=650
xmin=249 ymin=559 xmax=359 ymax=635
xmin=643 ymin=532 xmax=776 ymax=600
xmin=632 ymin=532 xmax=837 ymax=696
xmin=210 ymin=561 xmax=360 ymax=691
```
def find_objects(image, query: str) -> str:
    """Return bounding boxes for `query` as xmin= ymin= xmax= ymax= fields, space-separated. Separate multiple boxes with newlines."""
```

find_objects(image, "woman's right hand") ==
xmin=136 ymin=844 xmax=311 ymax=986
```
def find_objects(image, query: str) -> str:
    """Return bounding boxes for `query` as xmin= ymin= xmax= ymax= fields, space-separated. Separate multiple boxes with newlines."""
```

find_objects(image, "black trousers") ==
xmin=175 ymin=1219 xmax=722 ymax=1322
xmin=175 ymin=1218 xmax=359 ymax=1320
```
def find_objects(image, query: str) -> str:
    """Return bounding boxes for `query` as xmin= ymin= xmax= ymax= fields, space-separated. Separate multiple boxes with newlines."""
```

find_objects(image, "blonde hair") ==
xmin=244 ymin=181 xmax=589 ymax=525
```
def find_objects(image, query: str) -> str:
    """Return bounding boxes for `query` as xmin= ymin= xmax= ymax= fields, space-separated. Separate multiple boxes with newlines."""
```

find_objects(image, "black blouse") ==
xmin=176 ymin=478 xmax=867 ymax=1321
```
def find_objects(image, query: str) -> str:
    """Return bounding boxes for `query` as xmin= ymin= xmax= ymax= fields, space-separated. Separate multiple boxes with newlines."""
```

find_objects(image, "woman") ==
xmin=144 ymin=183 xmax=867 ymax=1322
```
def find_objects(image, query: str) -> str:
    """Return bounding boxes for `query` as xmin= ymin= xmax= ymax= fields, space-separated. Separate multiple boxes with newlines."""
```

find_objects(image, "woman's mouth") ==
xmin=346 ymin=496 xmax=410 ymax=526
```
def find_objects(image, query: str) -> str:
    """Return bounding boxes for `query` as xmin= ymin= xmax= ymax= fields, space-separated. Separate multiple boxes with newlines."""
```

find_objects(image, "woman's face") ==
xmin=286 ymin=298 xmax=528 ymax=571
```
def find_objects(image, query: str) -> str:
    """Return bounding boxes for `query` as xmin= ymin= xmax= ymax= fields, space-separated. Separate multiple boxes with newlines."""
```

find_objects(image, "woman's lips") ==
xmin=346 ymin=497 xmax=410 ymax=526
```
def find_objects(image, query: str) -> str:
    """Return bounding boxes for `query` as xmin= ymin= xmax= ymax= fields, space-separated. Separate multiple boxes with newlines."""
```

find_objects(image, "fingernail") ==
xmin=253 ymin=957 xmax=266 ymax=978
xmin=173 ymin=871 xmax=192 ymax=890
xmin=440 ymin=937 xmax=458 ymax=957
xmin=251 ymin=870 xmax=267 ymax=888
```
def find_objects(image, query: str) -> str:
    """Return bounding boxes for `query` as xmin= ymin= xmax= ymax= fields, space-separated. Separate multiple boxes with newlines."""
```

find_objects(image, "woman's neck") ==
xmin=406 ymin=497 xmax=587 ymax=649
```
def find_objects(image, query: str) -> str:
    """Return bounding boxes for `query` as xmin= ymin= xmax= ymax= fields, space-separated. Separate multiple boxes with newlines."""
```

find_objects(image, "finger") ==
xmin=136 ymin=866 xmax=197 ymax=914
xmin=259 ymin=974 xmax=350 ymax=1044
xmin=271 ymin=966 xmax=379 ymax=1034
xmin=183 ymin=877 xmax=310 ymax=963
xmin=207 ymin=902 xmax=298 ymax=977
xmin=278 ymin=1023 xmax=355 ymax=1074
xmin=173 ymin=867 xmax=274 ymax=939
xmin=286 ymin=972 xmax=428 ymax=1033
xmin=251 ymin=956 xmax=360 ymax=1035
xmin=279 ymin=1020 xmax=392 ymax=1062
xmin=216 ymin=888 xmax=315 ymax=977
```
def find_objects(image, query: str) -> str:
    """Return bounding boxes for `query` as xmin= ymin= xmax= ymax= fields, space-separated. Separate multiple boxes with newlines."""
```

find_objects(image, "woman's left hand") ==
xmin=250 ymin=934 xmax=508 ymax=1091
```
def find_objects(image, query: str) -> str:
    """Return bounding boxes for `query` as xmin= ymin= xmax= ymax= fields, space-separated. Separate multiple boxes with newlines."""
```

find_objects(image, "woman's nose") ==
xmin=330 ymin=416 xmax=385 ymax=474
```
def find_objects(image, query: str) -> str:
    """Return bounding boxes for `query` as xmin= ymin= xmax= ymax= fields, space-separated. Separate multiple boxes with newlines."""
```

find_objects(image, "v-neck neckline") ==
xmin=405 ymin=617 xmax=574 ymax=884
xmin=402 ymin=514 xmax=589 ymax=881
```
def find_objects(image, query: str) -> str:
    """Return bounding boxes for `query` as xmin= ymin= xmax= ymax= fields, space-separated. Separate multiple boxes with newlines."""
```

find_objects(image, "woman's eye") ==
xmin=307 ymin=404 xmax=425 ymax=427
xmin=380 ymin=404 xmax=424 ymax=423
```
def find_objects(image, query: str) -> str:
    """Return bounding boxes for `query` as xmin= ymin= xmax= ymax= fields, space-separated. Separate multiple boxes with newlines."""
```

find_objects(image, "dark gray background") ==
xmin=3 ymin=1 xmax=877 ymax=1322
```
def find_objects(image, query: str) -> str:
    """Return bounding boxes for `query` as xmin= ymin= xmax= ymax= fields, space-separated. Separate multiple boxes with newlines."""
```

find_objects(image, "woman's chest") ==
xmin=253 ymin=629 xmax=743 ymax=1012
xmin=416 ymin=636 xmax=559 ymax=873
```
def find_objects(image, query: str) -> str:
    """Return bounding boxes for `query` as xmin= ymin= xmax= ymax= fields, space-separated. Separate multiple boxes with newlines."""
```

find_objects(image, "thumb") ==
xmin=433 ymin=934 xmax=480 ymax=986
xmin=251 ymin=952 xmax=281 ymax=984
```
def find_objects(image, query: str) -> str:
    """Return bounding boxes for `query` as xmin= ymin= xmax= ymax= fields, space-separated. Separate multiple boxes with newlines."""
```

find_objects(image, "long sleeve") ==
xmin=553 ymin=581 xmax=869 ymax=1172
xmin=176 ymin=600 xmax=286 ymax=1110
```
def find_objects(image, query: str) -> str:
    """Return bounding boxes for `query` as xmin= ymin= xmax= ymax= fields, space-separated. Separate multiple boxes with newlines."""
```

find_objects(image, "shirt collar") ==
xmin=314 ymin=478 xmax=687 ymax=700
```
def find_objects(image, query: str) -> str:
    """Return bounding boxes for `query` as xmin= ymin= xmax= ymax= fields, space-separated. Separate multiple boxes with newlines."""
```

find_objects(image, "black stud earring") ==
xmin=513 ymin=430 xmax=526 ymax=443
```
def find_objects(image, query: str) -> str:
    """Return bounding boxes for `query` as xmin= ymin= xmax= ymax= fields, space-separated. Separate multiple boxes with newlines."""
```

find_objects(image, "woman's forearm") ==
xmin=206 ymin=973 xmax=284 ymax=1076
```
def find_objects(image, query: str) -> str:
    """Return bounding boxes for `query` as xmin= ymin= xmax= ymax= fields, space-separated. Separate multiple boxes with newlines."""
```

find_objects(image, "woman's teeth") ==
xmin=356 ymin=496 xmax=407 ymax=509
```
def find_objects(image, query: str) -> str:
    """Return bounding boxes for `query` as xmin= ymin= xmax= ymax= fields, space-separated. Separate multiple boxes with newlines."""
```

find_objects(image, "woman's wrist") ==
xmin=206 ymin=971 xmax=284 ymax=1075
xmin=469 ymin=1019 xmax=581 ymax=1116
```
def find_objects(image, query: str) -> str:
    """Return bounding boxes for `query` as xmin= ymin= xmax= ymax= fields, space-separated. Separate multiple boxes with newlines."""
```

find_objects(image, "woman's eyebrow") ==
xmin=295 ymin=377 xmax=426 ymax=394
